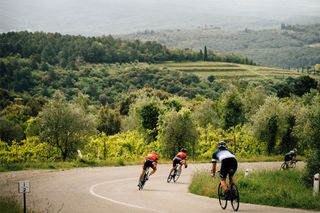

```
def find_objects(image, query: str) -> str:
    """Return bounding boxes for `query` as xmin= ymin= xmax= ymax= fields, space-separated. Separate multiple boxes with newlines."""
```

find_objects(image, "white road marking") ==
xmin=89 ymin=177 xmax=161 ymax=212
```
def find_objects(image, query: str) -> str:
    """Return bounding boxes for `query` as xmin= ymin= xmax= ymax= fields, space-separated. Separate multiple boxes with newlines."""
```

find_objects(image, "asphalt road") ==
xmin=0 ymin=162 xmax=317 ymax=213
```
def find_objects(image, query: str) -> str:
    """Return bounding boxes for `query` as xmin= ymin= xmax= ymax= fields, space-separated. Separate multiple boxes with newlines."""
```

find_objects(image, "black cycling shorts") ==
xmin=220 ymin=157 xmax=238 ymax=179
xmin=173 ymin=157 xmax=183 ymax=167
xmin=143 ymin=159 xmax=155 ymax=170
xmin=284 ymin=156 xmax=292 ymax=161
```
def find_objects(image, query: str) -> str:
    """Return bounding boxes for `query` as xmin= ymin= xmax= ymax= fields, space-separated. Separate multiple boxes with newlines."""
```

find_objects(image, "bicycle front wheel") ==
xmin=167 ymin=172 xmax=173 ymax=183
xmin=218 ymin=183 xmax=227 ymax=209
xmin=231 ymin=184 xmax=240 ymax=211
xmin=173 ymin=170 xmax=180 ymax=182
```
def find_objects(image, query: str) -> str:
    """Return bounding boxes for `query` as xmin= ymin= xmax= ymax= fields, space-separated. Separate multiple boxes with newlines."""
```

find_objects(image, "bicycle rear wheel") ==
xmin=231 ymin=184 xmax=240 ymax=211
xmin=218 ymin=183 xmax=227 ymax=209
xmin=290 ymin=161 xmax=296 ymax=168
xmin=167 ymin=171 xmax=173 ymax=183
xmin=280 ymin=162 xmax=287 ymax=170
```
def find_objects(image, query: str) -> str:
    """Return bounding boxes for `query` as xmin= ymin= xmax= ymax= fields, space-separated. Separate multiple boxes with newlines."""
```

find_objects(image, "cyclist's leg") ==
xmin=139 ymin=162 xmax=148 ymax=183
xmin=229 ymin=158 xmax=238 ymax=186
xmin=149 ymin=161 xmax=157 ymax=176
xmin=219 ymin=159 xmax=229 ymax=191
xmin=220 ymin=177 xmax=228 ymax=191
xmin=178 ymin=159 xmax=184 ymax=172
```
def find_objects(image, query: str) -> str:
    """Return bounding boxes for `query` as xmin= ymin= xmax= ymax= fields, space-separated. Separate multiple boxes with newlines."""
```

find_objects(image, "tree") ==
xmin=97 ymin=106 xmax=121 ymax=136
xmin=250 ymin=97 xmax=285 ymax=154
xmin=293 ymin=76 xmax=318 ymax=96
xmin=294 ymin=94 xmax=320 ymax=185
xmin=203 ymin=46 xmax=208 ymax=61
xmin=136 ymin=101 xmax=161 ymax=144
xmin=159 ymin=108 xmax=198 ymax=159
xmin=0 ymin=116 xmax=24 ymax=143
xmin=36 ymin=91 xmax=96 ymax=161
xmin=220 ymin=87 xmax=245 ymax=130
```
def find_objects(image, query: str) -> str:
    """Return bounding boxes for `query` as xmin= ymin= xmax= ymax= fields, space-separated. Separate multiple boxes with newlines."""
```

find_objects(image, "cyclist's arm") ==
xmin=211 ymin=162 xmax=217 ymax=177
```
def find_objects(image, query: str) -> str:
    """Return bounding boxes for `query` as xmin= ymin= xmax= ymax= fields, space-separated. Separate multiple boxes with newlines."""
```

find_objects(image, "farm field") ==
xmin=155 ymin=61 xmax=303 ymax=81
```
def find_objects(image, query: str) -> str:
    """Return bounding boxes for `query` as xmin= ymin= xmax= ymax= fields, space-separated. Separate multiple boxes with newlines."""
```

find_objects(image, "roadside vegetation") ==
xmin=189 ymin=169 xmax=320 ymax=211
xmin=0 ymin=195 xmax=37 ymax=213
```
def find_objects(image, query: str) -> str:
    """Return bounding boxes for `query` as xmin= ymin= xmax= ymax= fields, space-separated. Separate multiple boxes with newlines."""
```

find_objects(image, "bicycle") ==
xmin=167 ymin=164 xmax=181 ymax=183
xmin=138 ymin=167 xmax=150 ymax=190
xmin=217 ymin=172 xmax=240 ymax=211
xmin=280 ymin=160 xmax=297 ymax=170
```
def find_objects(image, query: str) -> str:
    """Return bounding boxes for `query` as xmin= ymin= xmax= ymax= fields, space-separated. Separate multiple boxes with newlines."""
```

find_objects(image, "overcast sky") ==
xmin=1 ymin=0 xmax=320 ymax=35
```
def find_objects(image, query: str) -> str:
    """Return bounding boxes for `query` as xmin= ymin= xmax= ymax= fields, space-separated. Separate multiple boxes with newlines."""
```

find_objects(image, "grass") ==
xmin=189 ymin=169 xmax=320 ymax=211
xmin=0 ymin=195 xmax=37 ymax=213
xmin=154 ymin=61 xmax=306 ymax=81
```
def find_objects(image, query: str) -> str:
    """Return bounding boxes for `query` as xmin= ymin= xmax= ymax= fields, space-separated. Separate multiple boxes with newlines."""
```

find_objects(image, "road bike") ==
xmin=280 ymin=160 xmax=297 ymax=170
xmin=217 ymin=172 xmax=240 ymax=211
xmin=167 ymin=164 xmax=181 ymax=183
xmin=138 ymin=167 xmax=150 ymax=190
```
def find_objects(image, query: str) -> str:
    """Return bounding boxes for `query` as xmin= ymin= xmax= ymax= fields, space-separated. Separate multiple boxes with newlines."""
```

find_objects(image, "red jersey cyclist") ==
xmin=169 ymin=148 xmax=188 ymax=176
xmin=138 ymin=150 xmax=159 ymax=185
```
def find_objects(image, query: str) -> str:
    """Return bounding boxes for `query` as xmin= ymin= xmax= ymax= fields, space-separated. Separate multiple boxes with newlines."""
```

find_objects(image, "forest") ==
xmin=0 ymin=31 xmax=319 ymax=185
xmin=121 ymin=24 xmax=320 ymax=69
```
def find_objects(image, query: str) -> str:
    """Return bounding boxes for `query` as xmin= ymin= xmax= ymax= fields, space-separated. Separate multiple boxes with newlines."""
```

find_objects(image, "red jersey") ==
xmin=175 ymin=152 xmax=187 ymax=160
xmin=145 ymin=152 xmax=159 ymax=162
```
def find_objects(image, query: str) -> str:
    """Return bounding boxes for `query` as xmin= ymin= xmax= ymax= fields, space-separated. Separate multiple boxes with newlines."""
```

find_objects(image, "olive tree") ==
xmin=294 ymin=94 xmax=320 ymax=185
xmin=158 ymin=108 xmax=198 ymax=159
xmin=37 ymin=91 xmax=96 ymax=161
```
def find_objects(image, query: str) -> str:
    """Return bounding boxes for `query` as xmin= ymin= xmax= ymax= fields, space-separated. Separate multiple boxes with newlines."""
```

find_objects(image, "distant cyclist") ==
xmin=211 ymin=141 xmax=238 ymax=200
xmin=169 ymin=148 xmax=188 ymax=175
xmin=284 ymin=149 xmax=297 ymax=164
xmin=138 ymin=150 xmax=159 ymax=185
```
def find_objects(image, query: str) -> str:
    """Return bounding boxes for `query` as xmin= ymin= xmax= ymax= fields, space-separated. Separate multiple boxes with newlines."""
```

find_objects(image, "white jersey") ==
xmin=211 ymin=149 xmax=235 ymax=163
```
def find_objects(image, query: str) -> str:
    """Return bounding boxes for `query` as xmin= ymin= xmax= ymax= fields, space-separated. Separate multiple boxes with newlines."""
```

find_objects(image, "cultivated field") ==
xmin=155 ymin=61 xmax=303 ymax=81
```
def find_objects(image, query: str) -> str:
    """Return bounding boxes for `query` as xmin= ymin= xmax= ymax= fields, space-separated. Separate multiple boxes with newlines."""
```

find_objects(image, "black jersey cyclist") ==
xmin=211 ymin=141 xmax=238 ymax=199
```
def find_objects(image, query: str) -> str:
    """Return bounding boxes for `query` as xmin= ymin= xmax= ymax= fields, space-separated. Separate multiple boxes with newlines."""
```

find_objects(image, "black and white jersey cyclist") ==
xmin=211 ymin=141 xmax=238 ymax=199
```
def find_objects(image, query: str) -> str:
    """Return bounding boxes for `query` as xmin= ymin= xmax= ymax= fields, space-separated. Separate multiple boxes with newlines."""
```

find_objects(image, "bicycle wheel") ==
xmin=139 ymin=170 xmax=149 ymax=190
xmin=173 ymin=169 xmax=180 ymax=182
xmin=280 ymin=162 xmax=287 ymax=170
xmin=290 ymin=161 xmax=296 ymax=168
xmin=218 ymin=183 xmax=227 ymax=209
xmin=167 ymin=171 xmax=173 ymax=183
xmin=231 ymin=184 xmax=240 ymax=211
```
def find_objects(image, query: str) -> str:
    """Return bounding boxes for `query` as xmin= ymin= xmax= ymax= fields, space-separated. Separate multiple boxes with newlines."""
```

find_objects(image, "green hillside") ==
xmin=155 ymin=62 xmax=303 ymax=80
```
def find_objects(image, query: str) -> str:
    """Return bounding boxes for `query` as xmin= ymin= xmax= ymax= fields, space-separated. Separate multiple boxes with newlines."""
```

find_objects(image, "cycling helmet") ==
xmin=181 ymin=148 xmax=187 ymax=153
xmin=151 ymin=150 xmax=158 ymax=155
xmin=217 ymin=141 xmax=227 ymax=149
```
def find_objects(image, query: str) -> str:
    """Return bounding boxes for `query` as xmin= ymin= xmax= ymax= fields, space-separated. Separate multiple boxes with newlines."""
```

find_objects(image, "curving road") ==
xmin=0 ymin=162 xmax=317 ymax=213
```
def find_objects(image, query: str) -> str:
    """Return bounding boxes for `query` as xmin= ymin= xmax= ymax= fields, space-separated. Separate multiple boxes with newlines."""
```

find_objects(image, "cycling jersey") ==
xmin=284 ymin=151 xmax=296 ymax=161
xmin=145 ymin=152 xmax=158 ymax=162
xmin=211 ymin=149 xmax=235 ymax=163
xmin=175 ymin=152 xmax=187 ymax=160
xmin=172 ymin=152 xmax=187 ymax=167
xmin=143 ymin=152 xmax=158 ymax=170
xmin=212 ymin=148 xmax=237 ymax=179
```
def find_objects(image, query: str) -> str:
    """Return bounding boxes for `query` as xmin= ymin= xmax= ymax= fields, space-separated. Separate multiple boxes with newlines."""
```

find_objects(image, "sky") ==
xmin=1 ymin=0 xmax=320 ymax=35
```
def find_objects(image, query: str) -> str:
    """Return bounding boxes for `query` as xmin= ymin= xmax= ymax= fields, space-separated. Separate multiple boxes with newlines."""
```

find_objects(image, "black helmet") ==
xmin=218 ymin=141 xmax=227 ymax=149
xmin=181 ymin=148 xmax=187 ymax=153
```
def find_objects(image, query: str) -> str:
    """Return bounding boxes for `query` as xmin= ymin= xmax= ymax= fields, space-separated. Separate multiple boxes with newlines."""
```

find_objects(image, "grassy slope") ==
xmin=154 ymin=61 xmax=303 ymax=81
xmin=189 ymin=169 xmax=320 ymax=211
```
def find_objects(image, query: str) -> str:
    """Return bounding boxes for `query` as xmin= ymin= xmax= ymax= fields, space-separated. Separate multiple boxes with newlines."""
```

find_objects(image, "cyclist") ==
xmin=138 ymin=150 xmax=159 ymax=185
xmin=169 ymin=148 xmax=188 ymax=176
xmin=211 ymin=141 xmax=238 ymax=200
xmin=284 ymin=148 xmax=297 ymax=165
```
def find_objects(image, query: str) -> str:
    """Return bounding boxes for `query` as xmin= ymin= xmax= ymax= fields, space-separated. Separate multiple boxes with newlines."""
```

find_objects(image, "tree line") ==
xmin=0 ymin=31 xmax=255 ymax=69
